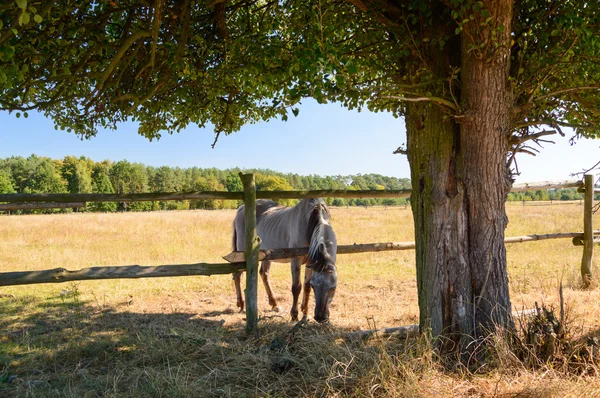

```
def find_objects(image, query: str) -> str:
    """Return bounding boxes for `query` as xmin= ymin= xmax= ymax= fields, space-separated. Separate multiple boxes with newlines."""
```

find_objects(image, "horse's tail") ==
xmin=232 ymin=223 xmax=237 ymax=251
xmin=232 ymin=205 xmax=243 ymax=251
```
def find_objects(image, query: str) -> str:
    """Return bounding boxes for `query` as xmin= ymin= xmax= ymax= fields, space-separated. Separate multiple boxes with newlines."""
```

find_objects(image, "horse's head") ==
xmin=306 ymin=205 xmax=337 ymax=323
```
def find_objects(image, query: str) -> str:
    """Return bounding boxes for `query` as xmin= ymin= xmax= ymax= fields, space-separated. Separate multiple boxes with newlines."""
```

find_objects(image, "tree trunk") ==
xmin=406 ymin=0 xmax=514 ymax=351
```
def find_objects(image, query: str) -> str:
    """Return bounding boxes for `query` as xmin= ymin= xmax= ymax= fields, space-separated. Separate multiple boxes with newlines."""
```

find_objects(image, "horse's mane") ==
xmin=306 ymin=200 xmax=333 ymax=271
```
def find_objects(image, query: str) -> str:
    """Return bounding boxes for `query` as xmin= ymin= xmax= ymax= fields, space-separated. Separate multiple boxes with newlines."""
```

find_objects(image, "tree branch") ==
xmin=509 ymin=130 xmax=557 ymax=145
xmin=97 ymin=29 xmax=153 ymax=92
xmin=540 ymin=86 xmax=600 ymax=99
xmin=380 ymin=95 xmax=460 ymax=112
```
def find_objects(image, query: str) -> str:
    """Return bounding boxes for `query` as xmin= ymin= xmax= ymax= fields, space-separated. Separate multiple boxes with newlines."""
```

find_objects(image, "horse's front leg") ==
xmin=260 ymin=260 xmax=279 ymax=311
xmin=301 ymin=267 xmax=313 ymax=318
xmin=290 ymin=257 xmax=302 ymax=321
xmin=233 ymin=271 xmax=244 ymax=312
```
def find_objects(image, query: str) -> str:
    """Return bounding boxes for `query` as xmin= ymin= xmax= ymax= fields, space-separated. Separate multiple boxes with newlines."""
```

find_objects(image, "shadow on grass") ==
xmin=0 ymin=290 xmax=417 ymax=398
xmin=4 ymin=291 xmax=593 ymax=398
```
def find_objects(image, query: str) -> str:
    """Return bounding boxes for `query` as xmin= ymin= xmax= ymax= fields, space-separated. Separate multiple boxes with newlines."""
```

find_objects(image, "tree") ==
xmin=2 ymin=1 xmax=600 ymax=352
xmin=255 ymin=173 xmax=296 ymax=206
xmin=62 ymin=156 xmax=93 ymax=194
xmin=90 ymin=161 xmax=117 ymax=212
xmin=23 ymin=156 xmax=66 ymax=194
xmin=190 ymin=176 xmax=227 ymax=210
xmin=0 ymin=168 xmax=15 ymax=193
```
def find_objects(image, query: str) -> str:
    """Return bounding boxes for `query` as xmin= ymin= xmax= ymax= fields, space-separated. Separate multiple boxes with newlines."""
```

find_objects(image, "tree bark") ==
xmin=406 ymin=0 xmax=514 ymax=351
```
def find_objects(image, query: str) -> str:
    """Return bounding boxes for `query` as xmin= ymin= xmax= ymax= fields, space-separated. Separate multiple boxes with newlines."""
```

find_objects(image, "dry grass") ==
xmin=0 ymin=204 xmax=599 ymax=397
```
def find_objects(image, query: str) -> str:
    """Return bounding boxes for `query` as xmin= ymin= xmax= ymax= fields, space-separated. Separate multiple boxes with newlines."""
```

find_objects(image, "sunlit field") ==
xmin=1 ymin=203 xmax=599 ymax=397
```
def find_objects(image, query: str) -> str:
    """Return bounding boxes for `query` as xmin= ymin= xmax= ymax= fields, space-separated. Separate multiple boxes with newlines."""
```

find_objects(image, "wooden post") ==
xmin=581 ymin=174 xmax=595 ymax=287
xmin=240 ymin=173 xmax=260 ymax=335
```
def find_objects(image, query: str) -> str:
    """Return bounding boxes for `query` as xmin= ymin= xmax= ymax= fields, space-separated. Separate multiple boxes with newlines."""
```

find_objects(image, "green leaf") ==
xmin=292 ymin=108 xmax=299 ymax=117
xmin=551 ymin=29 xmax=560 ymax=37
xmin=15 ymin=112 xmax=21 ymax=118
xmin=19 ymin=12 xmax=30 ymax=26
xmin=23 ymin=111 xmax=28 ymax=118
xmin=34 ymin=14 xmax=42 ymax=23
xmin=15 ymin=0 xmax=27 ymax=10
xmin=0 ymin=20 xmax=3 ymax=29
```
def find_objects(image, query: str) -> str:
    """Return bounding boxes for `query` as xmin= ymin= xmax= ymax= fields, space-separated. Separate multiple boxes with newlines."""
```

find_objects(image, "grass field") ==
xmin=0 ymin=204 xmax=599 ymax=397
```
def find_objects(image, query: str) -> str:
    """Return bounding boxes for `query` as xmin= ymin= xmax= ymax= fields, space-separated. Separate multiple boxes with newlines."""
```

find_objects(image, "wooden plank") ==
xmin=0 ymin=191 xmax=244 ymax=203
xmin=0 ymin=180 xmax=588 ymax=205
xmin=572 ymin=237 xmax=600 ymax=246
xmin=241 ymin=173 xmax=260 ymax=336
xmin=0 ymin=262 xmax=246 ymax=287
xmin=330 ymin=309 xmax=537 ymax=340
xmin=0 ymin=190 xmax=412 ymax=203
xmin=224 ymin=233 xmax=599 ymax=263
xmin=345 ymin=324 xmax=419 ymax=339
xmin=582 ymin=174 xmax=595 ymax=287
xmin=511 ymin=180 xmax=583 ymax=192
xmin=504 ymin=232 xmax=588 ymax=244
xmin=223 ymin=242 xmax=417 ymax=263
xmin=0 ymin=202 xmax=86 ymax=211
xmin=577 ymin=186 xmax=600 ymax=194
xmin=258 ymin=189 xmax=411 ymax=199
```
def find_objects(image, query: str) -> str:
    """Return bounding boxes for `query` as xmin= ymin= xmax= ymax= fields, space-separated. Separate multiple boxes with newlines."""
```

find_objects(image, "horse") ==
xmin=232 ymin=198 xmax=338 ymax=323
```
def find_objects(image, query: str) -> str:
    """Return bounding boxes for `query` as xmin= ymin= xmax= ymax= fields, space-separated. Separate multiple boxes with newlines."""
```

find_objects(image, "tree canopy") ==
xmin=1 ymin=1 xmax=599 ymax=153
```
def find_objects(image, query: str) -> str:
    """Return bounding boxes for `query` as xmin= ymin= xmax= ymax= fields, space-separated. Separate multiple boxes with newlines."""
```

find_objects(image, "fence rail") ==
xmin=0 ymin=189 xmax=411 ymax=204
xmin=3 ymin=231 xmax=598 ymax=288
xmin=0 ymin=202 xmax=86 ymax=211
xmin=0 ymin=180 xmax=591 ymax=205
xmin=0 ymin=262 xmax=246 ymax=287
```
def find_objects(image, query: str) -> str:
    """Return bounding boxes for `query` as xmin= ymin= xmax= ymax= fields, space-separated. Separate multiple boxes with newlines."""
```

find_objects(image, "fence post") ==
xmin=581 ymin=174 xmax=594 ymax=287
xmin=240 ymin=173 xmax=260 ymax=335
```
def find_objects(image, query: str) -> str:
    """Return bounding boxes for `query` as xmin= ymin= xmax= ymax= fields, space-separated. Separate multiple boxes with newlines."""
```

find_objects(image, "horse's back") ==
xmin=233 ymin=199 xmax=282 ymax=251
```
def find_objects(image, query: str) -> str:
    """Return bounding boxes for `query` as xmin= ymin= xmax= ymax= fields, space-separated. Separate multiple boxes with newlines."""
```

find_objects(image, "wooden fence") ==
xmin=0 ymin=174 xmax=597 ymax=334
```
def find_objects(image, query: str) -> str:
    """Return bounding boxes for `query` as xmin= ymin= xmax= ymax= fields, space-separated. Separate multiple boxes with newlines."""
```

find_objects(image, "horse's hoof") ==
xmin=237 ymin=302 xmax=245 ymax=312
xmin=271 ymin=305 xmax=281 ymax=313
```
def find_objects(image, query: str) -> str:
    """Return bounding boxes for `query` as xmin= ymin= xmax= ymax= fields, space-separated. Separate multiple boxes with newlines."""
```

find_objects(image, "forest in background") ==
xmin=0 ymin=155 xmax=588 ymax=213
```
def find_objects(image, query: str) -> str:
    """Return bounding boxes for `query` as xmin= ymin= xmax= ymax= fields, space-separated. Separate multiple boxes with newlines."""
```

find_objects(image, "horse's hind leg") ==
xmin=233 ymin=271 xmax=244 ymax=312
xmin=301 ymin=268 xmax=312 ymax=318
xmin=290 ymin=257 xmax=302 ymax=321
xmin=260 ymin=260 xmax=279 ymax=311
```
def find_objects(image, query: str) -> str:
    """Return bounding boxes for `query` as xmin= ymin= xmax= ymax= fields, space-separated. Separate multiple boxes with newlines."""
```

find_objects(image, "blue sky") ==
xmin=1 ymin=99 xmax=598 ymax=183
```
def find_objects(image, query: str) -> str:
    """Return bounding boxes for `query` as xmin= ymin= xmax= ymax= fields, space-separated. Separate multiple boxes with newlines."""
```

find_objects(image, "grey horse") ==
xmin=232 ymin=198 xmax=338 ymax=322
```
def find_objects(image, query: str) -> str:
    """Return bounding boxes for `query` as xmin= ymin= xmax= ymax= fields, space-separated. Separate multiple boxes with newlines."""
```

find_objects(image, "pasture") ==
xmin=1 ymin=204 xmax=599 ymax=397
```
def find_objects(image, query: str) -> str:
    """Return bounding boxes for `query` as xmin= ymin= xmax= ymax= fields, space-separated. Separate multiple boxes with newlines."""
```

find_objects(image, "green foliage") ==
xmin=255 ymin=173 xmax=296 ymax=206
xmin=0 ymin=168 xmax=15 ymax=193
xmin=190 ymin=176 xmax=228 ymax=210
xmin=507 ymin=188 xmax=584 ymax=201
xmin=89 ymin=161 xmax=117 ymax=212
xmin=0 ymin=1 xmax=597 ymax=180
xmin=62 ymin=156 xmax=93 ymax=194
xmin=22 ymin=156 xmax=66 ymax=194
xmin=0 ymin=155 xmax=413 ymax=213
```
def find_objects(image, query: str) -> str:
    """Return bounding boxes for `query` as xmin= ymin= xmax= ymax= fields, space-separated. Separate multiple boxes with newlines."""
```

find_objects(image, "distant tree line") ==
xmin=506 ymin=189 xmax=588 ymax=202
xmin=1 ymin=155 xmax=595 ymax=214
xmin=0 ymin=155 xmax=412 ymax=212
